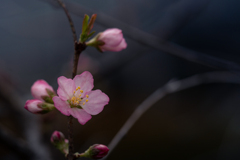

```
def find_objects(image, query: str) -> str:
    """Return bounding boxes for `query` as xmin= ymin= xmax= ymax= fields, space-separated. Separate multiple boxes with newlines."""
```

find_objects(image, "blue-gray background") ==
xmin=1 ymin=0 xmax=240 ymax=160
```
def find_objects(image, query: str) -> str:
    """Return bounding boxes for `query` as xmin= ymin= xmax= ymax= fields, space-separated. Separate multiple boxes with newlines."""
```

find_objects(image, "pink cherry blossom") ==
xmin=53 ymin=71 xmax=109 ymax=125
xmin=31 ymin=80 xmax=54 ymax=101
xmin=24 ymin=99 xmax=43 ymax=114
xmin=98 ymin=28 xmax=127 ymax=52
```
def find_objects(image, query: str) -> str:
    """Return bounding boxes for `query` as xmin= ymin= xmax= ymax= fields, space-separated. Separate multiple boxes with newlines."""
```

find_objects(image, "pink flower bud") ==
xmin=50 ymin=131 xmax=69 ymax=155
xmin=31 ymin=80 xmax=54 ymax=101
xmin=24 ymin=99 xmax=55 ymax=114
xmin=82 ymin=144 xmax=109 ymax=159
xmin=98 ymin=28 xmax=127 ymax=52
xmin=24 ymin=99 xmax=44 ymax=114
xmin=50 ymin=131 xmax=65 ymax=144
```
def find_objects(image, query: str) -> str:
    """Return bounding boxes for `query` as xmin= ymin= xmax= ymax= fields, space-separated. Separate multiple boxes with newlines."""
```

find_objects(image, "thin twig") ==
xmin=104 ymin=71 xmax=240 ymax=159
xmin=56 ymin=1 xmax=87 ymax=160
xmin=56 ymin=0 xmax=77 ymax=42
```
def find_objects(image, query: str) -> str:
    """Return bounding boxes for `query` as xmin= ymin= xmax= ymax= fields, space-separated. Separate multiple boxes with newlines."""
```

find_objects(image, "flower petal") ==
xmin=53 ymin=96 xmax=71 ymax=116
xmin=69 ymin=108 xmax=92 ymax=125
xmin=57 ymin=76 xmax=75 ymax=101
xmin=73 ymin=71 xmax=94 ymax=97
xmin=82 ymin=90 xmax=109 ymax=115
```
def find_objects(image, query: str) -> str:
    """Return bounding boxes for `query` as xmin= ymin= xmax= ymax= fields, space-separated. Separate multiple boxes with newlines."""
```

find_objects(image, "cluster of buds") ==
xmin=24 ymin=80 xmax=56 ymax=114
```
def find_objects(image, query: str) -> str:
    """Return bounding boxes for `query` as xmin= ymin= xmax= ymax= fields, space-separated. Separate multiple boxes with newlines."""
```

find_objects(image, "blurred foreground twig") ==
xmin=104 ymin=71 xmax=240 ymax=159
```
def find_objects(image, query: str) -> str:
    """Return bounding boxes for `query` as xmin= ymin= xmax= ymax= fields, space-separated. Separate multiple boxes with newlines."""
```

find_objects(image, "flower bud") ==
xmin=51 ymin=131 xmax=69 ymax=155
xmin=31 ymin=80 xmax=55 ymax=103
xmin=80 ymin=144 xmax=109 ymax=159
xmin=24 ymin=99 xmax=44 ymax=114
xmin=86 ymin=28 xmax=127 ymax=52
xmin=24 ymin=99 xmax=55 ymax=114
xmin=51 ymin=131 xmax=65 ymax=144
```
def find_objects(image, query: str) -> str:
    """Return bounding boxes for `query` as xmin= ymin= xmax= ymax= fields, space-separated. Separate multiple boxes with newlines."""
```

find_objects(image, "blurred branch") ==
xmin=153 ymin=0 xmax=210 ymax=40
xmin=104 ymin=71 xmax=240 ymax=159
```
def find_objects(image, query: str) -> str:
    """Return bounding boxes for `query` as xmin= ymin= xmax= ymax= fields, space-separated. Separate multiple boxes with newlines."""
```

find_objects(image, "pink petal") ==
xmin=82 ymin=90 xmax=109 ymax=115
xmin=73 ymin=71 xmax=94 ymax=97
xmin=57 ymin=76 xmax=75 ymax=101
xmin=52 ymin=96 xmax=71 ymax=116
xmin=69 ymin=108 xmax=92 ymax=125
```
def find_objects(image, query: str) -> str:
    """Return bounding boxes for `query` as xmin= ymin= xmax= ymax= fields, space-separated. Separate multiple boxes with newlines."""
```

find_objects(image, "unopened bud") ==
xmin=80 ymin=144 xmax=109 ymax=159
xmin=51 ymin=131 xmax=65 ymax=144
xmin=50 ymin=131 xmax=69 ymax=155
xmin=31 ymin=80 xmax=56 ymax=103
xmin=24 ymin=100 xmax=55 ymax=114
xmin=86 ymin=28 xmax=127 ymax=52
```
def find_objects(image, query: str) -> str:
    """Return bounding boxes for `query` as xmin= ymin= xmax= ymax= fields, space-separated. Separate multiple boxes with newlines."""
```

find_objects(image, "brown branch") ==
xmin=56 ymin=1 xmax=87 ymax=160
xmin=103 ymin=71 xmax=240 ymax=159
xmin=57 ymin=0 xmax=77 ymax=42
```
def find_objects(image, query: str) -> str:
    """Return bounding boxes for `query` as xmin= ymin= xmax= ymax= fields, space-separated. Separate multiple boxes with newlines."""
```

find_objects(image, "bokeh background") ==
xmin=1 ymin=0 xmax=240 ymax=159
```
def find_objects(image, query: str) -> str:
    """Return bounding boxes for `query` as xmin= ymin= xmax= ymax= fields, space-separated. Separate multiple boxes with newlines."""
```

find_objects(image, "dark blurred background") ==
xmin=1 ymin=0 xmax=240 ymax=160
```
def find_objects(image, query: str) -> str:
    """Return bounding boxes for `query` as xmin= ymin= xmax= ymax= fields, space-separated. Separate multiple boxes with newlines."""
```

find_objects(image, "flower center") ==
xmin=69 ymin=86 xmax=89 ymax=108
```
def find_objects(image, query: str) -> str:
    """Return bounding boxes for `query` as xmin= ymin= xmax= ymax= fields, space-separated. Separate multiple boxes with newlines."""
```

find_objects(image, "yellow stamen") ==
xmin=86 ymin=95 xmax=89 ymax=98
xmin=86 ymin=99 xmax=89 ymax=102
xmin=78 ymin=94 xmax=81 ymax=97
xmin=80 ymin=90 xmax=83 ymax=93
xmin=83 ymin=102 xmax=85 ymax=105
xmin=73 ymin=91 xmax=75 ymax=93
xmin=76 ymin=101 xmax=79 ymax=104
xmin=71 ymin=97 xmax=76 ymax=102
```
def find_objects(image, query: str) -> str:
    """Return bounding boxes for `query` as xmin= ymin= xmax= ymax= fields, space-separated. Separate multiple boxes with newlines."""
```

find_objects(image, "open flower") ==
xmin=86 ymin=28 xmax=127 ymax=52
xmin=53 ymin=71 xmax=109 ymax=125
